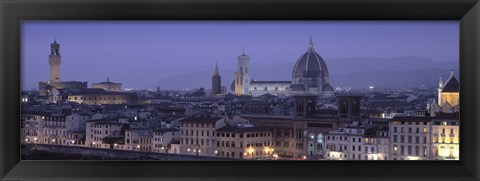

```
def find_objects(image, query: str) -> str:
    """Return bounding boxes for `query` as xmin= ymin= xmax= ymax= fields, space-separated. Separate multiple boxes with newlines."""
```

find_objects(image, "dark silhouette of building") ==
xmin=212 ymin=63 xmax=222 ymax=95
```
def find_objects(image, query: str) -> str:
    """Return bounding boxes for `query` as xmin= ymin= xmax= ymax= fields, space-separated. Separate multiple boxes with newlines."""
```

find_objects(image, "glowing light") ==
xmin=303 ymin=156 xmax=307 ymax=160
xmin=71 ymin=140 xmax=75 ymax=144
xmin=248 ymin=147 xmax=254 ymax=154
xmin=25 ymin=138 xmax=28 ymax=142
xmin=52 ymin=139 xmax=56 ymax=142
xmin=114 ymin=143 xmax=117 ymax=147
xmin=187 ymin=148 xmax=191 ymax=152
xmin=161 ymin=147 xmax=165 ymax=150
xmin=93 ymin=142 xmax=96 ymax=145
xmin=137 ymin=145 xmax=140 ymax=148
xmin=34 ymin=137 xmax=38 ymax=141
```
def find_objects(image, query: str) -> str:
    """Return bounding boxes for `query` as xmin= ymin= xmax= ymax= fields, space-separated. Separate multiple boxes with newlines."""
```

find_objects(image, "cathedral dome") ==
xmin=322 ymin=83 xmax=334 ymax=92
xmin=292 ymin=38 xmax=329 ymax=77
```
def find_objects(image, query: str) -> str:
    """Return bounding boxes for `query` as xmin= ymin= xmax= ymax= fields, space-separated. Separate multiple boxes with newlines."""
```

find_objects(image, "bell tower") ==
xmin=235 ymin=48 xmax=250 ymax=95
xmin=49 ymin=39 xmax=61 ymax=83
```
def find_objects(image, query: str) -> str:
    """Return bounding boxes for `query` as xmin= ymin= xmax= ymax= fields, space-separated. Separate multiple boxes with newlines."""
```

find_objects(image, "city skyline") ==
xmin=22 ymin=21 xmax=459 ymax=90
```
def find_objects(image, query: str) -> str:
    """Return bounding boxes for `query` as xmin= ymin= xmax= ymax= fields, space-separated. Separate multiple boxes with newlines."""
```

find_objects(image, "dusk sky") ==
xmin=21 ymin=21 xmax=459 ymax=90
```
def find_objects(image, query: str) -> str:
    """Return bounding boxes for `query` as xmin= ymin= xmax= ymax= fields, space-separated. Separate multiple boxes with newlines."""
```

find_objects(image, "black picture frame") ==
xmin=1 ymin=0 xmax=479 ymax=180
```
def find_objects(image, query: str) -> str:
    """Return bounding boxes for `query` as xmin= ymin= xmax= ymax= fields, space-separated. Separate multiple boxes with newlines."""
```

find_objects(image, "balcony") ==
xmin=440 ymin=133 xmax=446 ymax=137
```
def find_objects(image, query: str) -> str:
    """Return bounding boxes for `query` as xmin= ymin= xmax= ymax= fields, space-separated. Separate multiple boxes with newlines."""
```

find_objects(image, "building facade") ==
xmin=91 ymin=77 xmax=122 ymax=92
xmin=214 ymin=125 xmax=273 ymax=159
xmin=389 ymin=117 xmax=431 ymax=160
xmin=431 ymin=116 xmax=459 ymax=160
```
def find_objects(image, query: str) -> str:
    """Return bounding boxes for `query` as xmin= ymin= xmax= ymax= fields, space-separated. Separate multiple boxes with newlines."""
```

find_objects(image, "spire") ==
xmin=307 ymin=36 xmax=315 ymax=51
xmin=439 ymin=77 xmax=444 ymax=88
xmin=450 ymin=69 xmax=454 ymax=78
xmin=107 ymin=76 xmax=110 ymax=82
xmin=242 ymin=46 xmax=246 ymax=56
xmin=214 ymin=62 xmax=220 ymax=76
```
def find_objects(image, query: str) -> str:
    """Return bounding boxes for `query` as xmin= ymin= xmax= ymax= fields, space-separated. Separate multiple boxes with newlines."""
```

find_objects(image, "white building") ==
xmin=179 ymin=115 xmax=249 ymax=157
xmin=65 ymin=112 xmax=91 ymax=146
xmin=85 ymin=119 xmax=125 ymax=149
xmin=152 ymin=128 xmax=180 ymax=153
xmin=324 ymin=122 xmax=390 ymax=160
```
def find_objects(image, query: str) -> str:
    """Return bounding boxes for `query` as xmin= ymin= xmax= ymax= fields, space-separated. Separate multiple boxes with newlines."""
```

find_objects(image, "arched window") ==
xmin=353 ymin=100 xmax=359 ymax=114
xmin=297 ymin=100 xmax=304 ymax=113
xmin=340 ymin=101 xmax=348 ymax=114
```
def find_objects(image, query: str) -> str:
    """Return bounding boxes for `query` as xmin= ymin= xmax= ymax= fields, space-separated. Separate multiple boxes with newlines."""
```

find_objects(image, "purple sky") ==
xmin=21 ymin=21 xmax=459 ymax=90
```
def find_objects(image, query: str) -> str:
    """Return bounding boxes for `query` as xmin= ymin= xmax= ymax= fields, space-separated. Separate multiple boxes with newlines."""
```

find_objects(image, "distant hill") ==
xmin=148 ymin=56 xmax=459 ymax=90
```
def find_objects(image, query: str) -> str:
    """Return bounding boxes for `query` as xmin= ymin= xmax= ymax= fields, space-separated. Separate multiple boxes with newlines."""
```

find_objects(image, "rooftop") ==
xmin=216 ymin=125 xmax=271 ymax=133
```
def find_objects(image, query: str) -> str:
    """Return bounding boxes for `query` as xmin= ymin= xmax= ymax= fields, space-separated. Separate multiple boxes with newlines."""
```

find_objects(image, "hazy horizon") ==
xmin=22 ymin=21 xmax=459 ymax=90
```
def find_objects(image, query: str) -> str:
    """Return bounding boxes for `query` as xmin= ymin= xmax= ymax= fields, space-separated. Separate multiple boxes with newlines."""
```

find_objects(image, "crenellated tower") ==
xmin=49 ymin=39 xmax=61 ymax=82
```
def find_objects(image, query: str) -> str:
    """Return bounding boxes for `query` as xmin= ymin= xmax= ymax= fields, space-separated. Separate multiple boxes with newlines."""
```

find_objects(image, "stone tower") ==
xmin=234 ymin=49 xmax=250 ymax=95
xmin=212 ymin=63 xmax=222 ymax=95
xmin=49 ymin=39 xmax=61 ymax=83
xmin=337 ymin=94 xmax=362 ymax=122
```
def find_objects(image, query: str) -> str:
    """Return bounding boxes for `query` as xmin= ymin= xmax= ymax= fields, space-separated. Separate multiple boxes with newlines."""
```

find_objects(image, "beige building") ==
xmin=214 ymin=125 xmax=273 ymax=159
xmin=389 ymin=117 xmax=431 ymax=160
xmin=66 ymin=88 xmax=134 ymax=105
xmin=427 ymin=70 xmax=460 ymax=116
xmin=179 ymin=116 xmax=249 ymax=157
xmin=431 ymin=116 xmax=459 ymax=160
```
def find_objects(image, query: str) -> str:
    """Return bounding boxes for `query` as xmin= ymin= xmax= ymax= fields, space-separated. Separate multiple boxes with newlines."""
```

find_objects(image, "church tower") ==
xmin=235 ymin=49 xmax=250 ymax=95
xmin=212 ymin=63 xmax=222 ymax=95
xmin=49 ymin=39 xmax=61 ymax=83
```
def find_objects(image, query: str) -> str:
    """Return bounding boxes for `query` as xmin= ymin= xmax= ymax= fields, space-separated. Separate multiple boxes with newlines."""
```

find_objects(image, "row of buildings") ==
xmin=21 ymin=38 xmax=459 ymax=161
xmin=22 ymin=86 xmax=459 ymax=160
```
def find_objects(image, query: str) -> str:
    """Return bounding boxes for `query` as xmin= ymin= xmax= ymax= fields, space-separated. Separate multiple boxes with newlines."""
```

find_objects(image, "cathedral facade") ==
xmin=231 ymin=38 xmax=334 ymax=97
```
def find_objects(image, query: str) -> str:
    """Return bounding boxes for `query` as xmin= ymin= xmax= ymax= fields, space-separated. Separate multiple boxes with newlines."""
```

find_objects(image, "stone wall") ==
xmin=23 ymin=144 xmax=234 ymax=160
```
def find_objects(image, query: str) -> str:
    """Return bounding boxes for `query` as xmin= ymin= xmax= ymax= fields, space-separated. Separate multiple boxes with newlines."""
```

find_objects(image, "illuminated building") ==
xmin=389 ymin=117 xmax=431 ymax=160
xmin=431 ymin=116 xmax=459 ymax=160
xmin=65 ymin=88 xmax=135 ymax=105
xmin=324 ymin=123 xmax=389 ymax=160
xmin=179 ymin=116 xmax=249 ymax=157
xmin=427 ymin=70 xmax=460 ymax=116
xmin=234 ymin=49 xmax=251 ymax=95
xmin=231 ymin=38 xmax=334 ymax=97
xmin=214 ymin=125 xmax=273 ymax=159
